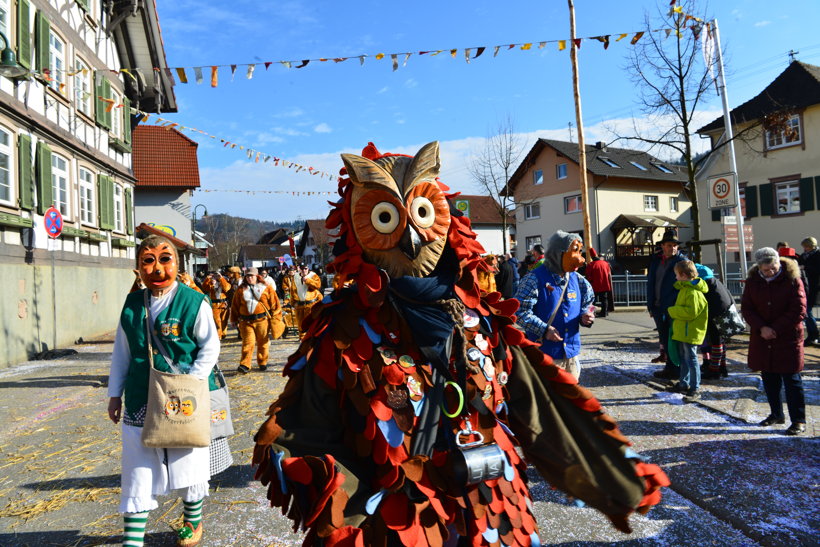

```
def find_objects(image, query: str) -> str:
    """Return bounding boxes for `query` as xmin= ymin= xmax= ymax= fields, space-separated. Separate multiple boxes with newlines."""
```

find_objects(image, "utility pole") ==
xmin=567 ymin=0 xmax=593 ymax=260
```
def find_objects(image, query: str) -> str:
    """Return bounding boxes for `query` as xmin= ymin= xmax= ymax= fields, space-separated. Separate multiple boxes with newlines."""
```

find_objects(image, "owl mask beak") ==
xmin=399 ymin=225 xmax=422 ymax=260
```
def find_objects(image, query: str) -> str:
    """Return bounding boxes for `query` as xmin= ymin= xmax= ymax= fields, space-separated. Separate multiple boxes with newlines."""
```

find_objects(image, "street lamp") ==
xmin=0 ymin=31 xmax=29 ymax=79
xmin=191 ymin=204 xmax=208 ymax=270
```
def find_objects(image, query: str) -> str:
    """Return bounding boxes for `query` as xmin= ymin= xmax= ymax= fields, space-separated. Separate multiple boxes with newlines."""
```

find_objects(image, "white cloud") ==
xmin=404 ymin=78 xmax=418 ymax=88
xmin=274 ymin=107 xmax=305 ymax=119
xmin=314 ymin=123 xmax=332 ymax=133
xmin=377 ymin=86 xmax=389 ymax=94
xmin=754 ymin=20 xmax=771 ymax=27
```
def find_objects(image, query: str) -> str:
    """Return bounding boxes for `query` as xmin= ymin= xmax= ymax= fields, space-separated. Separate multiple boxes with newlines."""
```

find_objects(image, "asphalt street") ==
xmin=0 ymin=310 xmax=816 ymax=546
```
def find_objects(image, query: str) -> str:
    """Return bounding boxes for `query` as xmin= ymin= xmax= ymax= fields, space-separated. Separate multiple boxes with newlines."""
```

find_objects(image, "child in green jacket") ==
xmin=667 ymin=260 xmax=709 ymax=402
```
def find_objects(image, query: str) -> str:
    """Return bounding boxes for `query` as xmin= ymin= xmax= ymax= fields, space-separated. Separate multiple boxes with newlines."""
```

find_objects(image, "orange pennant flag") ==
xmin=520 ymin=43 xmax=532 ymax=50
xmin=631 ymin=32 xmax=645 ymax=45
xmin=210 ymin=66 xmax=218 ymax=87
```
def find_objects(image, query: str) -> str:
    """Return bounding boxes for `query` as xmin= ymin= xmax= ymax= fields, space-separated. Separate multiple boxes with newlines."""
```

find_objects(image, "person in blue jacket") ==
xmin=646 ymin=231 xmax=687 ymax=379
xmin=515 ymin=230 xmax=594 ymax=380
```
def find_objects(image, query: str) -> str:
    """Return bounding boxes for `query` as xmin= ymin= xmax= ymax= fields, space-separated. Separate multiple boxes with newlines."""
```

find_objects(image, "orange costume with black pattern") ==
xmin=203 ymin=274 xmax=232 ymax=339
xmin=252 ymin=142 xmax=668 ymax=546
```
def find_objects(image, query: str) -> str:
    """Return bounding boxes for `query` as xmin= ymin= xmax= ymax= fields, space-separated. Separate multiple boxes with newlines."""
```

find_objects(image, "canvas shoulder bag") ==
xmin=141 ymin=290 xmax=211 ymax=448
xmin=209 ymin=365 xmax=234 ymax=439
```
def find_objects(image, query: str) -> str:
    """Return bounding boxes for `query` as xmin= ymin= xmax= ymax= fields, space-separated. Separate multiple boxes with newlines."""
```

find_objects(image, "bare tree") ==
xmin=468 ymin=115 xmax=524 ymax=254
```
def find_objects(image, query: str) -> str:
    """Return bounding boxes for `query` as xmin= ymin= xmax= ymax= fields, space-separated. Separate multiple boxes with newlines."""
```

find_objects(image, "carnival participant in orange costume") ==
xmin=178 ymin=271 xmax=203 ymax=294
xmin=476 ymin=254 xmax=499 ymax=293
xmin=202 ymin=271 xmax=232 ymax=339
xmin=231 ymin=268 xmax=284 ymax=373
xmin=284 ymin=264 xmax=322 ymax=338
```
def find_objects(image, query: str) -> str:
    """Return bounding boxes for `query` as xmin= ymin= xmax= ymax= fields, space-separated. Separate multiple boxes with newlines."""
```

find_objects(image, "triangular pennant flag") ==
xmin=210 ymin=66 xmax=218 ymax=87
xmin=450 ymin=49 xmax=457 ymax=58
xmin=538 ymin=42 xmax=546 ymax=49
xmin=296 ymin=60 xmax=310 ymax=68
xmin=230 ymin=65 xmax=237 ymax=80
xmin=615 ymin=33 xmax=628 ymax=42
xmin=333 ymin=57 xmax=347 ymax=63
xmin=194 ymin=67 xmax=203 ymax=84
xmin=403 ymin=53 xmax=411 ymax=66
xmin=664 ymin=29 xmax=672 ymax=38
xmin=558 ymin=40 xmax=566 ymax=51
xmin=464 ymin=48 xmax=471 ymax=63
xmin=164 ymin=67 xmax=176 ymax=85
xmin=246 ymin=64 xmax=256 ymax=79
xmin=594 ymin=35 xmax=610 ymax=49
xmin=474 ymin=47 xmax=485 ymax=58
xmin=176 ymin=67 xmax=188 ymax=83
xmin=573 ymin=38 xmax=582 ymax=49
xmin=430 ymin=50 xmax=442 ymax=56
xmin=631 ymin=32 xmax=645 ymax=45
xmin=359 ymin=55 xmax=366 ymax=65
xmin=520 ymin=43 xmax=533 ymax=50
xmin=264 ymin=156 xmax=271 ymax=163
xmin=391 ymin=54 xmax=398 ymax=71
xmin=375 ymin=53 xmax=385 ymax=60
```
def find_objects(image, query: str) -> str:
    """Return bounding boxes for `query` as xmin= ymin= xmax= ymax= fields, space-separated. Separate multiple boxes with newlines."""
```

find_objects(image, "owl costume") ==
xmin=253 ymin=142 xmax=668 ymax=546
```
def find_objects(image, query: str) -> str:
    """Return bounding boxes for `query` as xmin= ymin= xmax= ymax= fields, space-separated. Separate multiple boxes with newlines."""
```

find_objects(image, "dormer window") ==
xmin=629 ymin=161 xmax=648 ymax=171
xmin=652 ymin=163 xmax=673 ymax=174
xmin=598 ymin=157 xmax=621 ymax=168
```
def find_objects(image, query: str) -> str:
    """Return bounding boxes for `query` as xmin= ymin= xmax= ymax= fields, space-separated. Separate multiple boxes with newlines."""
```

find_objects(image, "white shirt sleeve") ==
xmin=108 ymin=323 xmax=131 ymax=397
xmin=189 ymin=299 xmax=221 ymax=378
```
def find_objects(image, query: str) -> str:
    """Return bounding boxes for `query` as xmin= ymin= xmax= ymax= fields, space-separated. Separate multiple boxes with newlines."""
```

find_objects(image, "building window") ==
xmin=766 ymin=114 xmax=801 ymax=150
xmin=0 ymin=126 xmax=12 ymax=205
xmin=643 ymin=195 xmax=658 ymax=212
xmin=775 ymin=180 xmax=800 ymax=215
xmin=669 ymin=196 xmax=679 ymax=213
xmin=525 ymin=235 xmax=542 ymax=251
xmin=598 ymin=157 xmax=621 ymax=168
xmin=113 ymin=183 xmax=123 ymax=231
xmin=49 ymin=31 xmax=67 ymax=95
xmin=652 ymin=163 xmax=673 ymax=174
xmin=556 ymin=163 xmax=567 ymax=179
xmin=629 ymin=160 xmax=648 ymax=171
xmin=524 ymin=202 xmax=540 ymax=220
xmin=51 ymin=153 xmax=70 ymax=217
xmin=564 ymin=194 xmax=582 ymax=214
xmin=0 ymin=0 xmax=9 ymax=38
xmin=111 ymin=89 xmax=122 ymax=139
xmin=533 ymin=169 xmax=543 ymax=185
xmin=79 ymin=167 xmax=95 ymax=225
xmin=75 ymin=58 xmax=92 ymax=116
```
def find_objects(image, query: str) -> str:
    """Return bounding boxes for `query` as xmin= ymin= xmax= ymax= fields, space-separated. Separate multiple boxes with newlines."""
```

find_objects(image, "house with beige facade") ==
xmin=696 ymin=61 xmax=820 ymax=270
xmin=0 ymin=0 xmax=175 ymax=366
xmin=505 ymin=139 xmax=690 ymax=273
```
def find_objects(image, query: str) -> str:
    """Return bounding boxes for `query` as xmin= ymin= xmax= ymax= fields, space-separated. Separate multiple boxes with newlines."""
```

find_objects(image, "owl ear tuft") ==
xmin=406 ymin=141 xmax=441 ymax=188
xmin=341 ymin=153 xmax=395 ymax=189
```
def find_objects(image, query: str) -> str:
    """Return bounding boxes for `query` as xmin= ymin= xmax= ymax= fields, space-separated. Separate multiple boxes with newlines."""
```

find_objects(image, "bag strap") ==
xmin=545 ymin=273 xmax=570 ymax=330
xmin=143 ymin=289 xmax=181 ymax=374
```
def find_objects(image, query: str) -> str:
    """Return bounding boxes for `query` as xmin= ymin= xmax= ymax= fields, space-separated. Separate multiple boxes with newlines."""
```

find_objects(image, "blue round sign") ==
xmin=44 ymin=206 xmax=63 ymax=238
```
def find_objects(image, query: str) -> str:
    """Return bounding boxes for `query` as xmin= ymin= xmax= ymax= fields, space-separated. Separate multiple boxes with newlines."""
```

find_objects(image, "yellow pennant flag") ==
xmin=615 ymin=33 xmax=628 ymax=42
xmin=520 ymin=43 xmax=532 ymax=50
xmin=176 ymin=67 xmax=188 ymax=83
xmin=375 ymin=53 xmax=385 ymax=60
xmin=558 ymin=40 xmax=566 ymax=51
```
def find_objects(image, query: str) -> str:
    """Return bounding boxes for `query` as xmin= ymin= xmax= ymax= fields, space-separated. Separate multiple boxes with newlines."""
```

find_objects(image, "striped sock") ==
xmin=183 ymin=498 xmax=203 ymax=529
xmin=123 ymin=511 xmax=149 ymax=546
xmin=710 ymin=344 xmax=724 ymax=371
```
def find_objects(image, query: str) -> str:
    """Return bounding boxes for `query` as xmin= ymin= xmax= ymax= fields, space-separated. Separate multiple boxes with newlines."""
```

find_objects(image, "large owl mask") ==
xmin=341 ymin=141 xmax=451 ymax=279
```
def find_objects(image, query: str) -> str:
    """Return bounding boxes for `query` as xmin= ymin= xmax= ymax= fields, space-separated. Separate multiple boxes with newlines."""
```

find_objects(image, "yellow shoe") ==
xmin=177 ymin=522 xmax=203 ymax=546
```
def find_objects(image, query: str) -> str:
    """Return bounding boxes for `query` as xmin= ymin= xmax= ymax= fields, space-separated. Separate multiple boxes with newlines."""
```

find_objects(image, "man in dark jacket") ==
xmin=799 ymin=237 xmax=819 ymax=345
xmin=695 ymin=264 xmax=734 ymax=379
xmin=646 ymin=232 xmax=686 ymax=378
xmin=494 ymin=254 xmax=516 ymax=299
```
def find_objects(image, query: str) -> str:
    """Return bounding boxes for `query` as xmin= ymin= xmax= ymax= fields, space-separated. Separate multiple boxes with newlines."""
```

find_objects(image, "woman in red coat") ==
xmin=741 ymin=247 xmax=807 ymax=436
xmin=584 ymin=248 xmax=614 ymax=317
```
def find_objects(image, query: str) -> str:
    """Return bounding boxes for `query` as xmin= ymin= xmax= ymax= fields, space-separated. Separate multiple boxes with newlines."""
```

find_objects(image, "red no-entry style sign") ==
xmin=44 ymin=206 xmax=63 ymax=238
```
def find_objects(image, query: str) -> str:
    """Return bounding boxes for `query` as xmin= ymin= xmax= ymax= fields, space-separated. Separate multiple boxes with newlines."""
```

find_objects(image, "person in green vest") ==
xmin=107 ymin=235 xmax=220 ymax=547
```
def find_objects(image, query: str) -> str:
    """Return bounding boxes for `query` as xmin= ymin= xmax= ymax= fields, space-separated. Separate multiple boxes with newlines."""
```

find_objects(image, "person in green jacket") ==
xmin=667 ymin=260 xmax=709 ymax=403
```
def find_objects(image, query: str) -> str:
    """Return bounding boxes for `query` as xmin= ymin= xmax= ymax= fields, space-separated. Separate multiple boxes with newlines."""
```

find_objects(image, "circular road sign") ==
xmin=44 ymin=206 xmax=63 ymax=238
xmin=712 ymin=177 xmax=731 ymax=200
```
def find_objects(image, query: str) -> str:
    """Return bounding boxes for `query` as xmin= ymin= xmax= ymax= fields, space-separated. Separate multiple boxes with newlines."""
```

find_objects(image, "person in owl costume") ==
xmin=252 ymin=142 xmax=668 ymax=546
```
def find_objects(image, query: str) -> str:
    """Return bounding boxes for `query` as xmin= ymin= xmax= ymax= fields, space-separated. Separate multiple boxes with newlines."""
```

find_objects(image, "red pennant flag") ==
xmin=265 ymin=62 xmax=272 ymax=70
xmin=573 ymin=38 xmax=582 ymax=49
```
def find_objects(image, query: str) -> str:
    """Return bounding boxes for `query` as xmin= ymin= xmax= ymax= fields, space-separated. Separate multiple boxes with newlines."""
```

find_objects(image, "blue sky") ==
xmin=152 ymin=0 xmax=820 ymax=223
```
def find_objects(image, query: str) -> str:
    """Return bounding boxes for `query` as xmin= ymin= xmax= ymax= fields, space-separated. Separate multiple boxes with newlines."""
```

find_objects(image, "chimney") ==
xmin=595 ymin=141 xmax=607 ymax=151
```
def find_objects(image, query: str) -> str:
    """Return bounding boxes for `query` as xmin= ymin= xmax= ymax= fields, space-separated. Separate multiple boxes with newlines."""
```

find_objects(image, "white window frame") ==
xmin=524 ymin=202 xmax=540 ymax=220
xmin=533 ymin=169 xmax=543 ymax=185
xmin=766 ymin=114 xmax=802 ymax=150
xmin=0 ymin=0 xmax=10 ymax=39
xmin=556 ymin=163 xmax=567 ymax=180
xmin=525 ymin=235 xmax=542 ymax=251
xmin=74 ymin=57 xmax=92 ymax=117
xmin=669 ymin=196 xmax=679 ymax=213
xmin=563 ymin=194 xmax=582 ymax=214
xmin=113 ymin=183 xmax=124 ymax=232
xmin=51 ymin=152 xmax=70 ymax=218
xmin=774 ymin=180 xmax=800 ymax=215
xmin=111 ymin=88 xmax=122 ymax=139
xmin=643 ymin=195 xmax=658 ymax=212
xmin=78 ymin=166 xmax=95 ymax=226
xmin=0 ymin=125 xmax=13 ymax=206
xmin=48 ymin=29 xmax=67 ymax=95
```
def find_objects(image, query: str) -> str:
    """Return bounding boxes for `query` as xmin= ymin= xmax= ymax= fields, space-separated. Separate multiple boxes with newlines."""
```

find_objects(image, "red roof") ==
xmin=133 ymin=125 xmax=200 ymax=189
xmin=449 ymin=195 xmax=514 ymax=225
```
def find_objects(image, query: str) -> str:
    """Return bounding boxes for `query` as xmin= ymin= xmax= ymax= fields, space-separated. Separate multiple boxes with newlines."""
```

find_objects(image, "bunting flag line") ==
xmin=197 ymin=189 xmax=337 ymax=196
xmin=123 ymin=103 xmax=337 ymax=181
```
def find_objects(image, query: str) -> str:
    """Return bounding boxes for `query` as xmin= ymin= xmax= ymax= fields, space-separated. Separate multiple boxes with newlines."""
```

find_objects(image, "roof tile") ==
xmin=133 ymin=125 xmax=201 ymax=189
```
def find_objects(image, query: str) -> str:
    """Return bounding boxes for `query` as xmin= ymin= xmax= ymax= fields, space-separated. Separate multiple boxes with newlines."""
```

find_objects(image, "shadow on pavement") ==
xmin=0 ymin=530 xmax=118 ymax=546
xmin=211 ymin=463 xmax=256 ymax=489
xmin=0 ymin=374 xmax=108 ymax=389
xmin=22 ymin=474 xmax=119 ymax=490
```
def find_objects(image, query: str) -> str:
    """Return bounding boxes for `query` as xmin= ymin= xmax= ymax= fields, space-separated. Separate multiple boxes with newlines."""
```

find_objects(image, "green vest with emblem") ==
xmin=119 ymin=284 xmax=218 ymax=425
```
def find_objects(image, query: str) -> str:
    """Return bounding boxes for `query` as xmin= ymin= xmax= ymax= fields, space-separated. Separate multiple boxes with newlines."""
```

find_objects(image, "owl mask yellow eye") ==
xmin=371 ymin=202 xmax=401 ymax=234
xmin=409 ymin=196 xmax=435 ymax=229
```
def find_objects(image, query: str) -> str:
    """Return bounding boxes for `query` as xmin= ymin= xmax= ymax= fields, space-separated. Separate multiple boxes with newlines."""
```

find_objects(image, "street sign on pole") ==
xmin=723 ymin=223 xmax=754 ymax=252
xmin=44 ymin=206 xmax=63 ymax=238
xmin=707 ymin=173 xmax=738 ymax=209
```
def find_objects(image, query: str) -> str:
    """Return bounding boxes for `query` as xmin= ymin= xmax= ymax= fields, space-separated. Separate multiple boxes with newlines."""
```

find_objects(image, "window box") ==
xmin=109 ymin=137 xmax=131 ymax=154
xmin=85 ymin=230 xmax=107 ymax=242
xmin=61 ymin=225 xmax=86 ymax=238
xmin=112 ymin=236 xmax=135 ymax=248
xmin=0 ymin=212 xmax=33 ymax=228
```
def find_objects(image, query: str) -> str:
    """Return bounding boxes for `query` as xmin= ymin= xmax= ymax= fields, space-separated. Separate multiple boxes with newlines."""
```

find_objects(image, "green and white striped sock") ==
xmin=123 ymin=511 xmax=149 ymax=546
xmin=183 ymin=498 xmax=203 ymax=528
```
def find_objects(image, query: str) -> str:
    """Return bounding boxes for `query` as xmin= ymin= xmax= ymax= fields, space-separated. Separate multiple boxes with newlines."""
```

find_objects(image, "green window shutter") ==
xmin=94 ymin=77 xmax=107 ymax=128
xmin=16 ymin=0 xmax=31 ymax=70
xmin=76 ymin=0 xmax=89 ymax=12
xmin=17 ymin=134 xmax=34 ymax=210
xmin=799 ymin=177 xmax=815 ymax=212
xmin=815 ymin=176 xmax=820 ymax=211
xmin=122 ymin=97 xmax=132 ymax=145
xmin=745 ymin=185 xmax=758 ymax=219
xmin=103 ymin=79 xmax=112 ymax=129
xmin=107 ymin=177 xmax=116 ymax=230
xmin=758 ymin=183 xmax=773 ymax=216
xmin=125 ymin=187 xmax=133 ymax=234
xmin=97 ymin=174 xmax=108 ymax=228
xmin=35 ymin=141 xmax=52 ymax=215
xmin=711 ymin=208 xmax=721 ymax=222
xmin=34 ymin=11 xmax=49 ymax=74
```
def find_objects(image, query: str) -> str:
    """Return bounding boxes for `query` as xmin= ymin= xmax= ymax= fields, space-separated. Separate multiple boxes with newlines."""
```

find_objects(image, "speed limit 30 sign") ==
xmin=707 ymin=172 xmax=738 ymax=209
